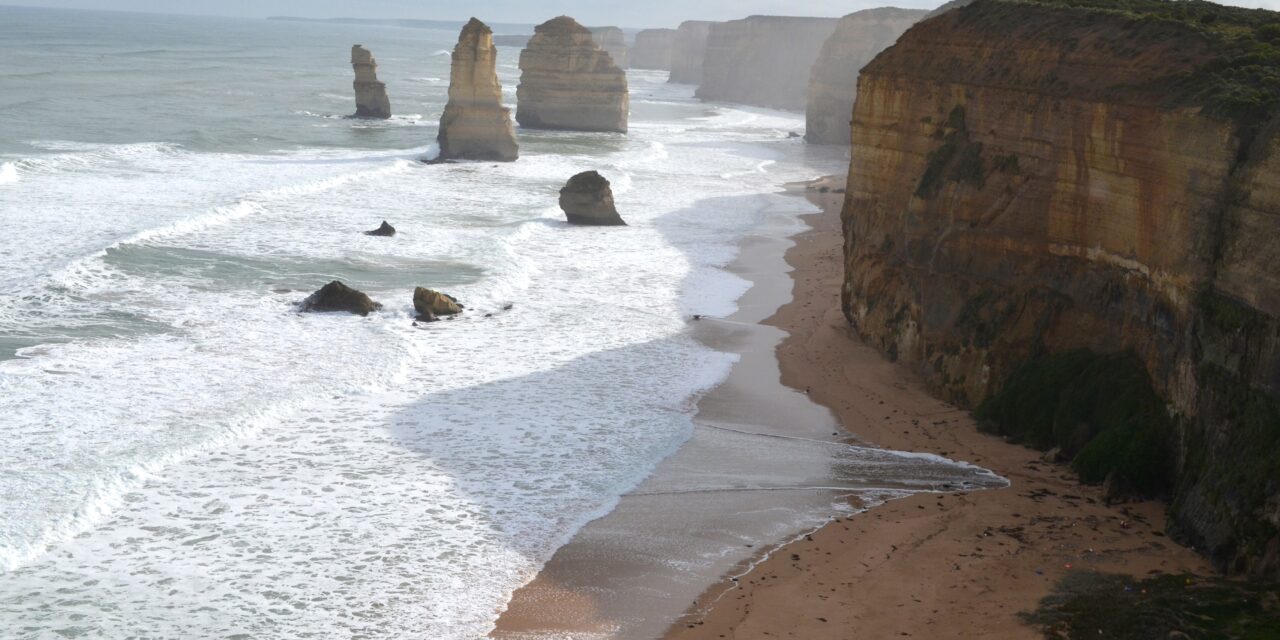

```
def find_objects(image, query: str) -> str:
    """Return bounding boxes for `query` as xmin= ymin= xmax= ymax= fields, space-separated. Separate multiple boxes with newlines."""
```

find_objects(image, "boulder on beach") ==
xmin=364 ymin=221 xmax=396 ymax=236
xmin=301 ymin=281 xmax=382 ymax=316
xmin=559 ymin=171 xmax=626 ymax=226
xmin=351 ymin=45 xmax=391 ymax=119
xmin=438 ymin=18 xmax=520 ymax=162
xmin=414 ymin=287 xmax=463 ymax=321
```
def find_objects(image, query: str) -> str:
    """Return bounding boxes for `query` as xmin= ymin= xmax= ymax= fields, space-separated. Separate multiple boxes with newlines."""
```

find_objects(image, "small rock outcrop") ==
xmin=351 ymin=45 xmax=391 ymax=119
xmin=364 ymin=221 xmax=396 ymax=236
xmin=590 ymin=26 xmax=629 ymax=69
xmin=668 ymin=21 xmax=714 ymax=84
xmin=696 ymin=17 xmax=839 ymax=111
xmin=438 ymin=18 xmax=520 ymax=162
xmin=413 ymin=287 xmax=463 ymax=322
xmin=630 ymin=29 xmax=676 ymax=70
xmin=517 ymin=16 xmax=629 ymax=133
xmin=805 ymin=8 xmax=927 ymax=144
xmin=559 ymin=171 xmax=625 ymax=226
xmin=301 ymin=281 xmax=382 ymax=316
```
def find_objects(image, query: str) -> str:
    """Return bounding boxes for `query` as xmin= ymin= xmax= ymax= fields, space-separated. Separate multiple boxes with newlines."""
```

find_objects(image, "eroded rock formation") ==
xmin=438 ymin=17 xmax=519 ymax=162
xmin=590 ymin=26 xmax=629 ymax=69
xmin=696 ymin=17 xmax=838 ymax=111
xmin=805 ymin=8 xmax=927 ymax=144
xmin=631 ymin=28 xmax=676 ymax=71
xmin=517 ymin=16 xmax=629 ymax=133
xmin=413 ymin=287 xmax=463 ymax=322
xmin=560 ymin=171 xmax=625 ymax=226
xmin=364 ymin=221 xmax=396 ymax=236
xmin=841 ymin=0 xmax=1280 ymax=578
xmin=351 ymin=45 xmax=391 ymax=119
xmin=668 ymin=21 xmax=714 ymax=85
xmin=301 ymin=281 xmax=382 ymax=316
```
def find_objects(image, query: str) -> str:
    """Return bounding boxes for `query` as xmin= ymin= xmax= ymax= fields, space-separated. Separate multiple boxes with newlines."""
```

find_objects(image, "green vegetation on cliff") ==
xmin=989 ymin=0 xmax=1280 ymax=136
xmin=1024 ymin=571 xmax=1280 ymax=639
xmin=976 ymin=350 xmax=1175 ymax=496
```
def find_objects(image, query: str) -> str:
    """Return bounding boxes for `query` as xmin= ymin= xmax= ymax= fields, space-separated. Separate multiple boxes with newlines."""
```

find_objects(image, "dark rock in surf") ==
xmin=301 ymin=281 xmax=382 ymax=316
xmin=559 ymin=171 xmax=626 ymax=226
xmin=365 ymin=221 xmax=396 ymax=236
xmin=414 ymin=287 xmax=463 ymax=321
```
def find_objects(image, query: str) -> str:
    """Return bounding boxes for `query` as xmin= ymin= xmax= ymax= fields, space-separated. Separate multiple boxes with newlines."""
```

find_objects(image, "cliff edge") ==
xmin=842 ymin=0 xmax=1280 ymax=578
xmin=696 ymin=16 xmax=839 ymax=111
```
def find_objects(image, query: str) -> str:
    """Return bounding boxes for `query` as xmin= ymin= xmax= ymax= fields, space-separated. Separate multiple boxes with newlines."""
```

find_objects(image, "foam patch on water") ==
xmin=0 ymin=162 xmax=17 ymax=184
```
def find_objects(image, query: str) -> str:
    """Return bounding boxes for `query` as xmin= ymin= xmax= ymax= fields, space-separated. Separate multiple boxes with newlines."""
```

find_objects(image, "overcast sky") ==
xmin=5 ymin=0 xmax=1277 ymax=29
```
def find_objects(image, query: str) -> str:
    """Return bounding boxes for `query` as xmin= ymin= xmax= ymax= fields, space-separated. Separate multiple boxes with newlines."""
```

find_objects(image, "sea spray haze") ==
xmin=0 ymin=5 xmax=994 ymax=638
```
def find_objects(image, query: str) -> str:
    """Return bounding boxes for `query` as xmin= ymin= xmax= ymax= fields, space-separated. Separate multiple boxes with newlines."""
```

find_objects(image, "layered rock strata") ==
xmin=840 ymin=0 xmax=1280 ymax=578
xmin=805 ymin=8 xmax=927 ymax=144
xmin=517 ymin=16 xmax=629 ymax=133
xmin=559 ymin=171 xmax=625 ymax=226
xmin=438 ymin=18 xmax=519 ymax=162
xmin=630 ymin=28 xmax=676 ymax=71
xmin=668 ymin=21 xmax=714 ymax=85
xmin=351 ymin=45 xmax=391 ymax=119
xmin=590 ymin=26 xmax=630 ymax=69
xmin=695 ymin=16 xmax=839 ymax=111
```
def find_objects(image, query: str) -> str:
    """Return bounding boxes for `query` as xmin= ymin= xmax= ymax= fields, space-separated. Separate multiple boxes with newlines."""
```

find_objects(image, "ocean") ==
xmin=0 ymin=6 xmax=1002 ymax=638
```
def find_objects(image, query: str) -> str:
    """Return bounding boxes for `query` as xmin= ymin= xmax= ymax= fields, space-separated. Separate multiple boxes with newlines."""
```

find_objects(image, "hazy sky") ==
xmin=7 ymin=1 xmax=1277 ymax=29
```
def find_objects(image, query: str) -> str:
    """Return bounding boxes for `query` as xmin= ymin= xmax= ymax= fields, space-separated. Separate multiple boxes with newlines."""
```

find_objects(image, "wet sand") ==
xmin=491 ymin=192 xmax=1001 ymax=639
xmin=663 ymin=179 xmax=1215 ymax=639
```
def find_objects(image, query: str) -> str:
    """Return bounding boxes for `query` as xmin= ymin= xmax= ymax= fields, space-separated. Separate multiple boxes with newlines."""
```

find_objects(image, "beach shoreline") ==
xmin=662 ymin=177 xmax=1216 ymax=639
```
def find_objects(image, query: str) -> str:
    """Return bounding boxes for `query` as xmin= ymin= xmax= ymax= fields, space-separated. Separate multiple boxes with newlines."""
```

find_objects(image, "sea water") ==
xmin=0 ymin=7 xmax=1000 ymax=638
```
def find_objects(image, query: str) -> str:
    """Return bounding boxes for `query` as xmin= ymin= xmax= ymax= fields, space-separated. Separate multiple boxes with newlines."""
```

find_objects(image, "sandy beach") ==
xmin=662 ymin=179 xmax=1216 ymax=639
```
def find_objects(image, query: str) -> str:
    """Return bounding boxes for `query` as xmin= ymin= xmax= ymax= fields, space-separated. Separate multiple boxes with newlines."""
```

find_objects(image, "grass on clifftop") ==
xmin=1024 ymin=571 xmax=1280 ymax=639
xmin=976 ymin=350 xmax=1175 ymax=496
xmin=990 ymin=0 xmax=1280 ymax=139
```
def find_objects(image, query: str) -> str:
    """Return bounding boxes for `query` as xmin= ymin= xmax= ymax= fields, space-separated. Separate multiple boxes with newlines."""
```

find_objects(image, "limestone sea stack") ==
xmin=805 ymin=8 xmax=927 ymax=144
xmin=437 ymin=18 xmax=519 ymax=162
xmin=696 ymin=17 xmax=839 ymax=111
xmin=517 ymin=16 xmax=629 ymax=133
xmin=630 ymin=29 xmax=676 ymax=71
xmin=668 ymin=21 xmax=714 ymax=84
xmin=840 ymin=0 xmax=1280 ymax=578
xmin=590 ymin=26 xmax=630 ymax=69
xmin=351 ymin=45 xmax=391 ymax=119
xmin=559 ymin=171 xmax=625 ymax=226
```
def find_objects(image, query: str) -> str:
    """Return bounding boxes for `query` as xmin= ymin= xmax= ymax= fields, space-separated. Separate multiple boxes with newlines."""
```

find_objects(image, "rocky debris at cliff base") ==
xmin=559 ymin=171 xmax=626 ymax=226
xmin=301 ymin=281 xmax=382 ymax=316
xmin=364 ymin=221 xmax=396 ymax=237
xmin=350 ymin=45 xmax=391 ymax=120
xmin=414 ymin=287 xmax=463 ymax=322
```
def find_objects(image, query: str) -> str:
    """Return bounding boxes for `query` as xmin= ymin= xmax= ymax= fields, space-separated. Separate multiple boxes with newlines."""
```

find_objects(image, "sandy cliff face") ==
xmin=696 ymin=16 xmax=839 ymax=112
xmin=517 ymin=16 xmax=629 ymax=133
xmin=841 ymin=1 xmax=1280 ymax=578
xmin=350 ymin=45 xmax=391 ymax=119
xmin=438 ymin=18 xmax=519 ymax=162
xmin=590 ymin=27 xmax=630 ymax=69
xmin=805 ymin=8 xmax=927 ymax=145
xmin=668 ymin=21 xmax=714 ymax=85
xmin=631 ymin=29 xmax=676 ymax=71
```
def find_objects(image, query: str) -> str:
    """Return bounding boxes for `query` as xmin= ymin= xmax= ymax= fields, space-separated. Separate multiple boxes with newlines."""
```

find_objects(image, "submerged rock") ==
xmin=301 ymin=281 xmax=382 ymax=316
xmin=364 ymin=221 xmax=396 ymax=236
xmin=351 ymin=45 xmax=391 ymax=119
xmin=414 ymin=287 xmax=463 ymax=321
xmin=517 ymin=16 xmax=629 ymax=133
xmin=559 ymin=171 xmax=625 ymax=226
xmin=438 ymin=18 xmax=520 ymax=162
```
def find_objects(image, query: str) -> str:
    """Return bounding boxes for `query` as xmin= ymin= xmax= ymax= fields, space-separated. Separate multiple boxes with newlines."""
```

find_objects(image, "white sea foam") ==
xmin=0 ymin=72 xmax=974 ymax=639
xmin=0 ymin=162 xmax=17 ymax=184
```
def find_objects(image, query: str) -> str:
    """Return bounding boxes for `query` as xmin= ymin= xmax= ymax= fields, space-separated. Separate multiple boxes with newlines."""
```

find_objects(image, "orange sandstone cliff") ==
xmin=842 ymin=0 xmax=1280 ymax=578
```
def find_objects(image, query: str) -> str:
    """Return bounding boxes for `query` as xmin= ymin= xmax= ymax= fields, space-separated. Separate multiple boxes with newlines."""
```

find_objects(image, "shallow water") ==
xmin=0 ymin=7 xmax=999 ymax=638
